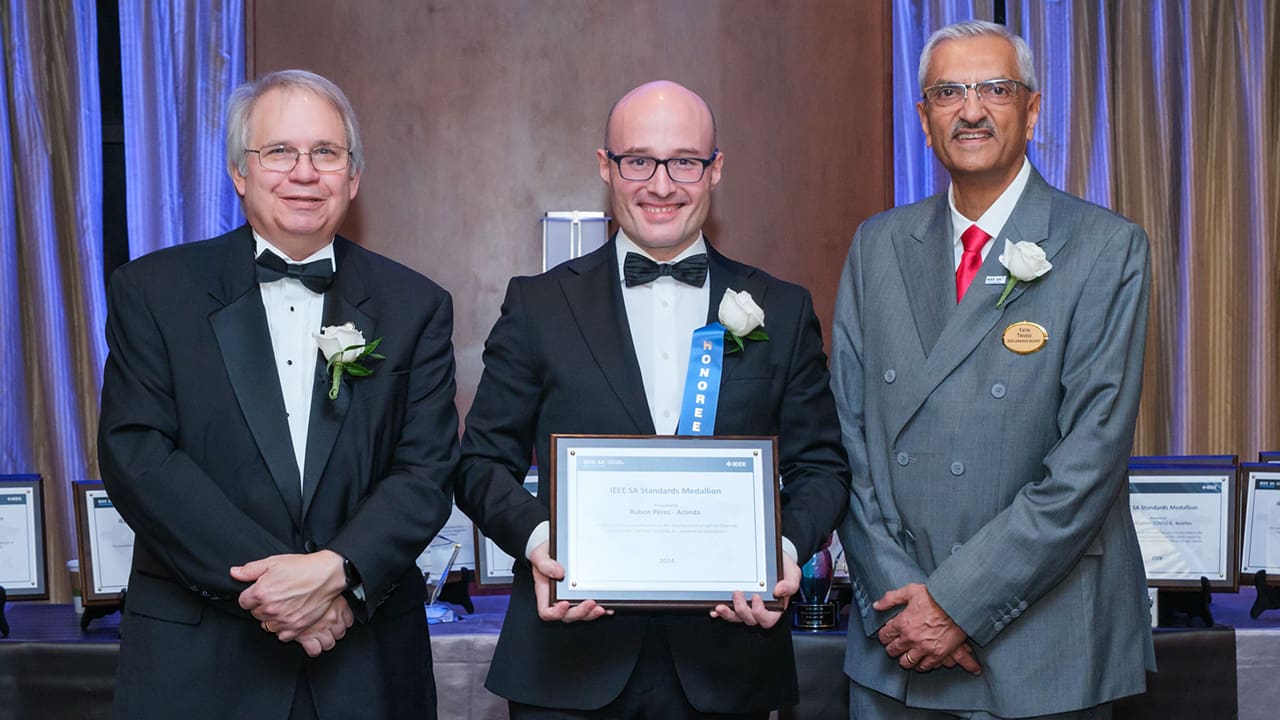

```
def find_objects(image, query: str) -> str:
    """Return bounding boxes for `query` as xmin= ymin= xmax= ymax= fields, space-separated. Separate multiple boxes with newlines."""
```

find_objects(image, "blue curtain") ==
xmin=892 ymin=0 xmax=1280 ymax=455
xmin=0 ymin=0 xmax=106 ymax=595
xmin=119 ymin=0 xmax=245 ymax=258
xmin=891 ymin=0 xmax=991 ymax=205
xmin=1 ymin=0 xmax=246 ymax=601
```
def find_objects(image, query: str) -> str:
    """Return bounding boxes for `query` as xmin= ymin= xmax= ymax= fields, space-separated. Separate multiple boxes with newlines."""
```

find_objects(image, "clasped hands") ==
xmin=231 ymin=549 xmax=353 ymax=658
xmin=873 ymin=582 xmax=981 ymax=675
xmin=529 ymin=542 xmax=801 ymax=629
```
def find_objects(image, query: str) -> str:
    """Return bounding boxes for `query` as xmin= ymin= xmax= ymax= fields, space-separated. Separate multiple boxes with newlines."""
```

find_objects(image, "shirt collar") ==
xmin=253 ymin=231 xmax=336 ymax=271
xmin=948 ymin=156 xmax=1031 ymax=247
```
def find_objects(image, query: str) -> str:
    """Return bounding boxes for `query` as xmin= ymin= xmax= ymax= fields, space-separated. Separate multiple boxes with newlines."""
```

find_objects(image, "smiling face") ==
xmin=231 ymin=87 xmax=360 ymax=259
xmin=916 ymin=34 xmax=1040 ymax=196
xmin=597 ymin=81 xmax=723 ymax=261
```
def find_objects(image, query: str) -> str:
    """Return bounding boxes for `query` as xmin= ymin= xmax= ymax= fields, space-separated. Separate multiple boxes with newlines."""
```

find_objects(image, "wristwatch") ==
xmin=342 ymin=556 xmax=362 ymax=591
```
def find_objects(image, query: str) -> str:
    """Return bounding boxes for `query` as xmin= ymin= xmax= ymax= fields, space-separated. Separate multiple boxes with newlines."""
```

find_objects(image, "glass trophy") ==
xmin=424 ymin=541 xmax=461 ymax=624
xmin=794 ymin=546 xmax=838 ymax=630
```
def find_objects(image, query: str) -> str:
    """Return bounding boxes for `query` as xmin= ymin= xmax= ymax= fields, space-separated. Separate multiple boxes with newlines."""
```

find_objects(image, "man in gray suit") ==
xmin=833 ymin=20 xmax=1156 ymax=719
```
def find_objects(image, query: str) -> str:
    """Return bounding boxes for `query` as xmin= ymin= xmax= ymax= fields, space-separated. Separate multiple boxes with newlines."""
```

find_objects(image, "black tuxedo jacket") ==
xmin=98 ymin=225 xmax=459 ymax=719
xmin=457 ymin=239 xmax=850 ymax=713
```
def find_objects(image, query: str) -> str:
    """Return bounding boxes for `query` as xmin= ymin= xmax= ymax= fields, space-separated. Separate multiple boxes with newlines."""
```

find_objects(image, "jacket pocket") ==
xmin=125 ymin=572 xmax=204 ymax=625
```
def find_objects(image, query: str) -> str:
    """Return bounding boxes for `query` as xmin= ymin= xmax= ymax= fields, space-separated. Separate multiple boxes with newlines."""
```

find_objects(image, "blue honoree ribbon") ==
xmin=677 ymin=322 xmax=725 ymax=436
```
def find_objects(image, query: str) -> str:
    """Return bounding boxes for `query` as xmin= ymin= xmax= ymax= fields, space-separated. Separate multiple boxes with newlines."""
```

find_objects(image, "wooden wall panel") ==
xmin=247 ymin=0 xmax=892 ymax=420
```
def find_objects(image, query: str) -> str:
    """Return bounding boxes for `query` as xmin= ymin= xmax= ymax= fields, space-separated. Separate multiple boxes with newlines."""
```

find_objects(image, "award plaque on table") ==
xmin=0 ymin=474 xmax=49 ymax=600
xmin=1130 ymin=454 xmax=1239 ymax=468
xmin=72 ymin=480 xmax=134 ymax=605
xmin=1260 ymin=451 xmax=1280 ymax=464
xmin=1128 ymin=465 xmax=1241 ymax=590
xmin=1239 ymin=464 xmax=1280 ymax=581
xmin=549 ymin=434 xmax=782 ymax=610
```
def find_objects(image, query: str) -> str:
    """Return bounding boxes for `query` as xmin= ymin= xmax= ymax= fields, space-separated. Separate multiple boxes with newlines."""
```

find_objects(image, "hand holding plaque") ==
xmin=710 ymin=553 xmax=799 ymax=629
xmin=531 ymin=542 xmax=609 ymax=623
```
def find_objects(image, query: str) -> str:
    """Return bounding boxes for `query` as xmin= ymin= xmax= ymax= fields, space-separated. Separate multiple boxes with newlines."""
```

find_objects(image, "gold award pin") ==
xmin=1002 ymin=321 xmax=1048 ymax=355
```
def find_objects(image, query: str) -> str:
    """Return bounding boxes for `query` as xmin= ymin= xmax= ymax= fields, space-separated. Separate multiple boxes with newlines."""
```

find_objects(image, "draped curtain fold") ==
xmin=895 ymin=0 xmax=1279 ymax=457
xmin=0 ymin=0 xmax=105 ymax=602
xmin=119 ymin=0 xmax=244 ymax=257
xmin=1 ymin=0 xmax=244 ymax=602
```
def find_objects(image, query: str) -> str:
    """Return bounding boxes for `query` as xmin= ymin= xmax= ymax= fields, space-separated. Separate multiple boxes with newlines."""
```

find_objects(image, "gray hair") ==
xmin=225 ymin=69 xmax=364 ymax=178
xmin=918 ymin=20 xmax=1038 ymax=93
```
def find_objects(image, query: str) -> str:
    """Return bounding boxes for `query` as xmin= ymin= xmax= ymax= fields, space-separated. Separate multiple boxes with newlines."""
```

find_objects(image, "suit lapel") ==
xmin=301 ymin=238 xmax=368 ymax=518
xmin=705 ymin=243 xmax=764 ymax=382
xmin=892 ymin=197 xmax=954 ymax=356
xmin=886 ymin=169 xmax=1068 ymax=441
xmin=561 ymin=239 xmax=655 ymax=434
xmin=208 ymin=227 xmax=303 ymax=525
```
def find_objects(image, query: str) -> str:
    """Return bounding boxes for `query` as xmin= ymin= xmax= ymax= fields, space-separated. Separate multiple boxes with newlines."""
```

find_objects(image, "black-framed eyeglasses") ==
xmin=245 ymin=144 xmax=353 ymax=173
xmin=605 ymin=149 xmax=719 ymax=183
xmin=922 ymin=79 xmax=1029 ymax=108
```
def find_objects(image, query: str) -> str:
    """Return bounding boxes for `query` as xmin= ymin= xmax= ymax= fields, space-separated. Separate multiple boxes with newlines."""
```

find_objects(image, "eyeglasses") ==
xmin=246 ymin=144 xmax=352 ymax=173
xmin=922 ymin=79 xmax=1028 ymax=108
xmin=605 ymin=150 xmax=719 ymax=183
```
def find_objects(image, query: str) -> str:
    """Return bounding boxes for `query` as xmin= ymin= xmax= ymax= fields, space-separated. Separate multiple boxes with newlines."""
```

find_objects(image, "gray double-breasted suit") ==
xmin=833 ymin=168 xmax=1156 ymax=717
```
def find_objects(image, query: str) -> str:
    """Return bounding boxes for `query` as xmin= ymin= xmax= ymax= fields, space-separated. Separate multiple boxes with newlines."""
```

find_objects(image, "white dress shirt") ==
xmin=525 ymin=235 xmax=799 ymax=565
xmin=254 ymin=232 xmax=334 ymax=488
xmin=949 ymin=156 xmax=1032 ymax=269
xmin=615 ymin=231 xmax=711 ymax=435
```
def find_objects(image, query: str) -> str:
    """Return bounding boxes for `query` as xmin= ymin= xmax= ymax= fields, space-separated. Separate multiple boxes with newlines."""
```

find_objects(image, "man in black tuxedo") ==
xmin=98 ymin=70 xmax=459 ymax=719
xmin=456 ymin=80 xmax=850 ymax=718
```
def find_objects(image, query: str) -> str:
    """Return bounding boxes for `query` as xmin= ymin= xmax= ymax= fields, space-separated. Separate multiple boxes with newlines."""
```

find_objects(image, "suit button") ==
xmin=303 ymin=540 xmax=318 ymax=553
xmin=1018 ymin=600 xmax=1028 ymax=611
xmin=883 ymin=369 xmax=896 ymax=383
xmin=896 ymin=452 xmax=910 ymax=466
xmin=991 ymin=383 xmax=1007 ymax=399
xmin=1011 ymin=608 xmax=1022 ymax=618
xmin=993 ymin=621 xmax=1005 ymax=632
xmin=950 ymin=462 xmax=964 ymax=476
xmin=951 ymin=543 xmax=962 ymax=555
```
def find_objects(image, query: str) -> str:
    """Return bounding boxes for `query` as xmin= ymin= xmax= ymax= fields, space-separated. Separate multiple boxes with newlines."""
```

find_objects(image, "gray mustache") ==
xmin=951 ymin=119 xmax=996 ymax=135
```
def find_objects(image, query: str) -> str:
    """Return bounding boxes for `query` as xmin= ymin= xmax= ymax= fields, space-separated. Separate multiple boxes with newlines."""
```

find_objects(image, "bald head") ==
xmin=596 ymin=80 xmax=724 ymax=261
xmin=604 ymin=80 xmax=717 ymax=153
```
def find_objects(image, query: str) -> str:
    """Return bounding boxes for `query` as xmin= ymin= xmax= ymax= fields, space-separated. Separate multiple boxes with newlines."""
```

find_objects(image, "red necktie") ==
xmin=956 ymin=224 xmax=990 ymax=302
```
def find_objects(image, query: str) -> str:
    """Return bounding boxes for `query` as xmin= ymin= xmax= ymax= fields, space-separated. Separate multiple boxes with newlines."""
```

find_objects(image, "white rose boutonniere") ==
xmin=996 ymin=240 xmax=1052 ymax=308
xmin=718 ymin=289 xmax=768 ymax=353
xmin=316 ymin=322 xmax=385 ymax=400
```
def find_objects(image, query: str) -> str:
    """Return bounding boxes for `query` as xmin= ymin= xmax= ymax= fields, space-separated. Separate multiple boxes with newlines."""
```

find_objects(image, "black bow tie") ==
xmin=254 ymin=251 xmax=334 ymax=293
xmin=623 ymin=252 xmax=708 ymax=288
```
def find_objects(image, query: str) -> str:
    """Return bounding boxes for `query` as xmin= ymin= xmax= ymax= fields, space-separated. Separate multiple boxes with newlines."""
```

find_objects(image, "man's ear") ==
xmin=597 ymin=148 xmax=612 ymax=185
xmin=707 ymin=150 xmax=725 ymax=189
xmin=230 ymin=162 xmax=248 ymax=195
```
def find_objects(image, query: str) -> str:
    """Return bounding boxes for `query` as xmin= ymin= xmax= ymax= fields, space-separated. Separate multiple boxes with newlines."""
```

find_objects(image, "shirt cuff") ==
xmin=781 ymin=536 xmax=798 ymax=565
xmin=525 ymin=521 xmax=551 ymax=561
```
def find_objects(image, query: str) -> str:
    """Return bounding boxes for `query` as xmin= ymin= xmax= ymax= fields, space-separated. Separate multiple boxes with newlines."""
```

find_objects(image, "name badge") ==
xmin=985 ymin=275 xmax=1008 ymax=285
xmin=1002 ymin=321 xmax=1049 ymax=355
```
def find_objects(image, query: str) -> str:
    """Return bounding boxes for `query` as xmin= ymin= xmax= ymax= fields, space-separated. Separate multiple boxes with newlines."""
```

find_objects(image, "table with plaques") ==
xmin=2 ymin=588 xmax=1278 ymax=720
